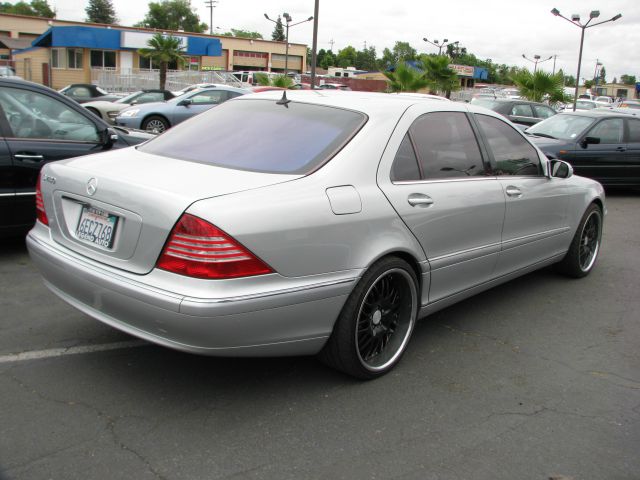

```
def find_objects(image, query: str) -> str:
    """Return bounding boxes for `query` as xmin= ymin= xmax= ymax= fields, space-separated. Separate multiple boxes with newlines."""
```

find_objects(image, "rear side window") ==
xmin=627 ymin=119 xmax=640 ymax=143
xmin=391 ymin=133 xmax=420 ymax=181
xmin=410 ymin=112 xmax=486 ymax=179
xmin=139 ymin=99 xmax=367 ymax=174
xmin=475 ymin=114 xmax=541 ymax=176
xmin=511 ymin=104 xmax=533 ymax=117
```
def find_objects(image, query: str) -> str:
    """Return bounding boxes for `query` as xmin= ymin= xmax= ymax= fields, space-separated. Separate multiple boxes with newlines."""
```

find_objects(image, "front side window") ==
xmin=67 ymin=48 xmax=83 ymax=69
xmin=140 ymin=99 xmax=367 ymax=174
xmin=533 ymin=105 xmax=555 ymax=119
xmin=511 ymin=104 xmax=533 ymax=117
xmin=476 ymin=114 xmax=542 ymax=176
xmin=586 ymin=118 xmax=624 ymax=144
xmin=410 ymin=111 xmax=486 ymax=179
xmin=0 ymin=87 xmax=99 ymax=142
xmin=188 ymin=90 xmax=228 ymax=105
xmin=627 ymin=119 xmax=640 ymax=143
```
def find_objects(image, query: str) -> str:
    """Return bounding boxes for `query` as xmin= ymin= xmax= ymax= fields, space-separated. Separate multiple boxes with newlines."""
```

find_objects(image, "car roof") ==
xmin=556 ymin=109 xmax=631 ymax=119
xmin=234 ymin=90 xmax=476 ymax=121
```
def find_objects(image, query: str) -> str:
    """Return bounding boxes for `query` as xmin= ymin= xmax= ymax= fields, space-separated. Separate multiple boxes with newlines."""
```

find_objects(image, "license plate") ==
xmin=76 ymin=206 xmax=119 ymax=249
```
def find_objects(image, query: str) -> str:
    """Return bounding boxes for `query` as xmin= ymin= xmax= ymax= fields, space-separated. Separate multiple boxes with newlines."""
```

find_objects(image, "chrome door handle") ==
xmin=615 ymin=147 xmax=626 ymax=152
xmin=505 ymin=186 xmax=523 ymax=198
xmin=407 ymin=193 xmax=434 ymax=207
xmin=14 ymin=154 xmax=44 ymax=163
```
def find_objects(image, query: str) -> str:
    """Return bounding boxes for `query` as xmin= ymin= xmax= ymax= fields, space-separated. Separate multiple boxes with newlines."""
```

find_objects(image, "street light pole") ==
xmin=310 ymin=0 xmax=319 ymax=89
xmin=423 ymin=37 xmax=458 ymax=56
xmin=522 ymin=54 xmax=553 ymax=73
xmin=265 ymin=13 xmax=313 ymax=75
xmin=551 ymin=8 xmax=622 ymax=111
xmin=204 ymin=0 xmax=218 ymax=36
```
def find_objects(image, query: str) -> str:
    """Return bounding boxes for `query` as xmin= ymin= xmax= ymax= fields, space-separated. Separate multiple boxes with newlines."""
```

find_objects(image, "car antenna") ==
xmin=276 ymin=90 xmax=291 ymax=108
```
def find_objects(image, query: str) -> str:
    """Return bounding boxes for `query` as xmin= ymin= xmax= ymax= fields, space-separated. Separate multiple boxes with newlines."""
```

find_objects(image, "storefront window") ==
xmin=67 ymin=48 xmax=83 ymax=69
xmin=90 ymin=50 xmax=116 ymax=69
xmin=51 ymin=48 xmax=63 ymax=68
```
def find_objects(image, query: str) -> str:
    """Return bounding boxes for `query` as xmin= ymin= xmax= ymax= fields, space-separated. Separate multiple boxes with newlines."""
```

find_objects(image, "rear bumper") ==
xmin=27 ymin=230 xmax=356 ymax=356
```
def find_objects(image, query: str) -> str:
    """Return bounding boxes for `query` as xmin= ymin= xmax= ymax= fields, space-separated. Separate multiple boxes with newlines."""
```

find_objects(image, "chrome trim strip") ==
xmin=16 ymin=191 xmax=37 ymax=196
xmin=393 ymin=176 xmax=498 ymax=186
xmin=0 ymin=193 xmax=15 ymax=197
xmin=502 ymin=226 xmax=571 ymax=250
xmin=429 ymin=241 xmax=502 ymax=263
xmin=182 ymin=277 xmax=357 ymax=305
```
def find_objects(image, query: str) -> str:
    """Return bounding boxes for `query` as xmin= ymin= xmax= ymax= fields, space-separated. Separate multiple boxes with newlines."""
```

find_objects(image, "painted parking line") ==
xmin=0 ymin=340 xmax=147 ymax=364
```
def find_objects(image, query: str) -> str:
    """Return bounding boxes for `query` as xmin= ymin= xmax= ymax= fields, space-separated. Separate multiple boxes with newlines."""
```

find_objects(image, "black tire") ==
xmin=142 ymin=115 xmax=169 ymax=133
xmin=319 ymin=256 xmax=419 ymax=379
xmin=556 ymin=203 xmax=603 ymax=278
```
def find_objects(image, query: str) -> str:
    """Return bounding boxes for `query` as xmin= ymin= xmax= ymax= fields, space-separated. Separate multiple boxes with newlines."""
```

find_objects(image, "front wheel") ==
xmin=142 ymin=115 xmax=169 ymax=133
xmin=319 ymin=256 xmax=418 ymax=379
xmin=556 ymin=203 xmax=603 ymax=278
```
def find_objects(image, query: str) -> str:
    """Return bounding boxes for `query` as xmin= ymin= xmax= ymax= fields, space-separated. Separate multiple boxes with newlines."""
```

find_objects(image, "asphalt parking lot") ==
xmin=1 ymin=191 xmax=639 ymax=480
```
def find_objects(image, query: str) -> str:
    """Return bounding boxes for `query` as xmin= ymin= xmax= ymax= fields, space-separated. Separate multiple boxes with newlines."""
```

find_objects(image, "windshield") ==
xmin=527 ymin=114 xmax=595 ymax=141
xmin=116 ymin=91 xmax=143 ymax=104
xmin=470 ymin=98 xmax=501 ymax=109
xmin=576 ymin=100 xmax=596 ymax=110
xmin=139 ymin=99 xmax=367 ymax=174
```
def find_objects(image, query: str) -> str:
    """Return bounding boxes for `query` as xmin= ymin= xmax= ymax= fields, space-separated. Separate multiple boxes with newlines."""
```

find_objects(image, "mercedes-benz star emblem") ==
xmin=87 ymin=178 xmax=98 ymax=196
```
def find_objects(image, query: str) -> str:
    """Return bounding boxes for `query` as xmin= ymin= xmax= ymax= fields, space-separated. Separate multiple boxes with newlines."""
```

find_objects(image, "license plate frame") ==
xmin=75 ymin=205 xmax=119 ymax=250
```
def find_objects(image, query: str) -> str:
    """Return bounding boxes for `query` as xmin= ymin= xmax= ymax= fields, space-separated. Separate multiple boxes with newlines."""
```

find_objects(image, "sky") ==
xmin=44 ymin=0 xmax=640 ymax=82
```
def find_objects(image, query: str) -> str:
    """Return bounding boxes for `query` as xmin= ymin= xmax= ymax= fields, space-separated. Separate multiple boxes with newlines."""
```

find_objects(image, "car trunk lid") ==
xmin=44 ymin=147 xmax=299 ymax=274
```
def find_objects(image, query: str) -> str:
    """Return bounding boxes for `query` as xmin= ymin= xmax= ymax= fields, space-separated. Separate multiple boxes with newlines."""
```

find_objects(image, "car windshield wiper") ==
xmin=530 ymin=132 xmax=557 ymax=139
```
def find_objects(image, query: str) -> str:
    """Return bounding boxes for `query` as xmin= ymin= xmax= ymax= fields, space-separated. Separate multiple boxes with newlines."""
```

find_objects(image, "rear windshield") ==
xmin=139 ymin=99 xmax=367 ymax=174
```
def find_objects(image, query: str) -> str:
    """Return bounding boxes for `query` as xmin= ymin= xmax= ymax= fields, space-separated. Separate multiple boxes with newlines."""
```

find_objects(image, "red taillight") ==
xmin=35 ymin=173 xmax=49 ymax=226
xmin=156 ymin=214 xmax=273 ymax=279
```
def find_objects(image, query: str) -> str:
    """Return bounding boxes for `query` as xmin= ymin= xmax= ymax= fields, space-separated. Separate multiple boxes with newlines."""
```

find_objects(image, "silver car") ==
xmin=28 ymin=91 xmax=605 ymax=379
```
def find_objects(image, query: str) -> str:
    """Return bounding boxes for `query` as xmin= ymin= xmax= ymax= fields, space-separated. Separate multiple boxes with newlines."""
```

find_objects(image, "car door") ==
xmin=473 ymin=113 xmax=570 ymax=275
xmin=377 ymin=106 xmax=506 ymax=304
xmin=0 ymin=84 xmax=107 ymax=227
xmin=0 ymin=133 xmax=13 ymax=230
xmin=508 ymin=103 xmax=538 ymax=126
xmin=170 ymin=90 xmax=231 ymax=125
xmin=572 ymin=117 xmax=626 ymax=183
xmin=623 ymin=117 xmax=640 ymax=184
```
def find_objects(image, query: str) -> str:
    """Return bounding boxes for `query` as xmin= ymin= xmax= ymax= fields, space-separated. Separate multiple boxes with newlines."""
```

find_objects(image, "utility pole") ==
xmin=205 ymin=0 xmax=218 ymax=35
xmin=552 ymin=54 xmax=557 ymax=75
xmin=329 ymin=38 xmax=335 ymax=52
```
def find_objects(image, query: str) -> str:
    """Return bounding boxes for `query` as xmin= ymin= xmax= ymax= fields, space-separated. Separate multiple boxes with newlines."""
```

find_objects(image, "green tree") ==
xmin=319 ymin=50 xmax=336 ymax=70
xmin=138 ymin=33 xmax=186 ymax=90
xmin=222 ymin=28 xmax=263 ymax=39
xmin=511 ymin=70 xmax=566 ymax=103
xmin=597 ymin=66 xmax=606 ymax=84
xmin=382 ymin=61 xmax=430 ymax=93
xmin=420 ymin=54 xmax=460 ymax=98
xmin=0 ymin=0 xmax=55 ymax=17
xmin=355 ymin=46 xmax=377 ymax=71
xmin=620 ymin=74 xmax=636 ymax=85
xmin=336 ymin=45 xmax=357 ymax=68
xmin=271 ymin=16 xmax=285 ymax=41
xmin=135 ymin=0 xmax=207 ymax=33
xmin=85 ymin=0 xmax=117 ymax=24
xmin=380 ymin=41 xmax=417 ymax=69
xmin=612 ymin=77 xmax=618 ymax=84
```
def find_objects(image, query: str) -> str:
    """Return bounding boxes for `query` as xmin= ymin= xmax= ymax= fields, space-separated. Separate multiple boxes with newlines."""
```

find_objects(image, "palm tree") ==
xmin=138 ymin=33 xmax=186 ymax=90
xmin=382 ymin=62 xmax=430 ymax=92
xmin=511 ymin=69 xmax=567 ymax=103
xmin=420 ymin=55 xmax=460 ymax=99
xmin=253 ymin=72 xmax=294 ymax=88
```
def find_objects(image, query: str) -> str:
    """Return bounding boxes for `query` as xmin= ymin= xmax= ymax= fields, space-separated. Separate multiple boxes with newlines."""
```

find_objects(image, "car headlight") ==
xmin=119 ymin=109 xmax=140 ymax=118
xmin=107 ymin=111 xmax=120 ymax=119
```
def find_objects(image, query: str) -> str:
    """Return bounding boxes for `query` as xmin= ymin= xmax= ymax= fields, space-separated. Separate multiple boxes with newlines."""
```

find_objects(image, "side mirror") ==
xmin=177 ymin=98 xmax=192 ymax=107
xmin=580 ymin=136 xmax=600 ymax=148
xmin=102 ymin=127 xmax=118 ymax=148
xmin=550 ymin=159 xmax=573 ymax=179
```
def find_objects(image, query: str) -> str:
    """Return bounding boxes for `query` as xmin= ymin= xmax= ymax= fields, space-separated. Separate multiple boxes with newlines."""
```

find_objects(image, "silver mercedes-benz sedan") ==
xmin=27 ymin=91 xmax=605 ymax=379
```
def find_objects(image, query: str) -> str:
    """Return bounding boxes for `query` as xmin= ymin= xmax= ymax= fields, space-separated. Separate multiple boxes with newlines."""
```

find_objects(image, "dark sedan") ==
xmin=0 ymin=78 xmax=154 ymax=237
xmin=526 ymin=110 xmax=640 ymax=186
xmin=59 ymin=83 xmax=122 ymax=104
xmin=471 ymin=98 xmax=557 ymax=126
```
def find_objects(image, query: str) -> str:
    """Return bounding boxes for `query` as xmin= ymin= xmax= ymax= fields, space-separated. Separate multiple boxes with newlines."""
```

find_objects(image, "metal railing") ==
xmin=91 ymin=69 xmax=244 ymax=92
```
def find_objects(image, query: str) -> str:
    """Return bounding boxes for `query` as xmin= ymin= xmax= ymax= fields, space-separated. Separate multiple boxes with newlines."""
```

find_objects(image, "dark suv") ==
xmin=0 ymin=78 xmax=154 ymax=237
xmin=470 ymin=98 xmax=557 ymax=126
